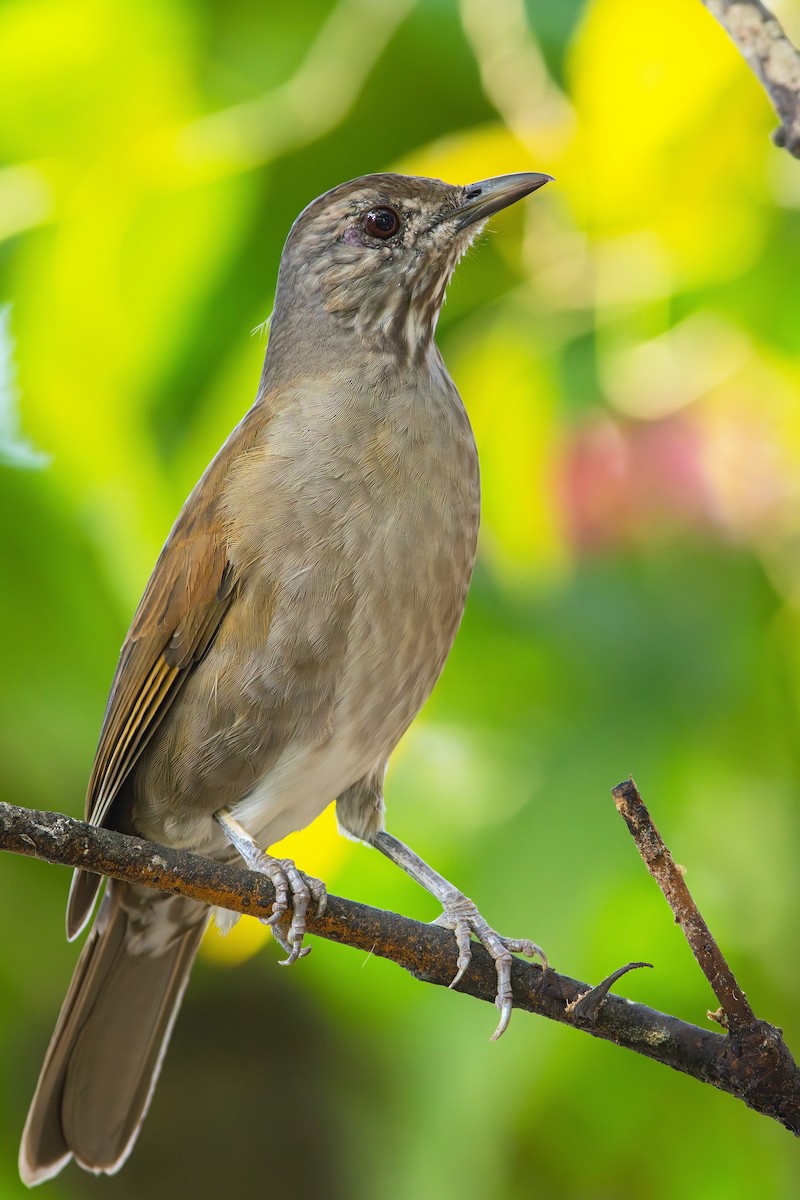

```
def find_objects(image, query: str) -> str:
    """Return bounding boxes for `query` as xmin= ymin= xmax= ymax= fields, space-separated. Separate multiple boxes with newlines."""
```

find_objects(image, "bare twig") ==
xmin=701 ymin=0 xmax=800 ymax=156
xmin=611 ymin=776 xmax=800 ymax=1135
xmin=3 ymin=798 xmax=800 ymax=1134
xmin=612 ymin=777 xmax=756 ymax=1032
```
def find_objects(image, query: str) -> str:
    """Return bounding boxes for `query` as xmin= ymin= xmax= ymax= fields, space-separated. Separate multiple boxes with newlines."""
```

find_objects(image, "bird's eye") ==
xmin=364 ymin=207 xmax=400 ymax=239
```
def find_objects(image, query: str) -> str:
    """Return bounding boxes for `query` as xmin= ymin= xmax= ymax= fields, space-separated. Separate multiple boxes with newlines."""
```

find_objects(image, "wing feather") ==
xmin=85 ymin=528 xmax=235 ymax=829
xmin=89 ymin=656 xmax=181 ymax=829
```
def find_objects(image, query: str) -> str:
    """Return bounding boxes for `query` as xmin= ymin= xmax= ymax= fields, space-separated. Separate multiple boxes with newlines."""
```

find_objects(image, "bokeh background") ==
xmin=2 ymin=0 xmax=800 ymax=1195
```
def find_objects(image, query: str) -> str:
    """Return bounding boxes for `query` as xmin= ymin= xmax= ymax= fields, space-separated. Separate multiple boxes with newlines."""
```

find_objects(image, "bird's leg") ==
xmin=215 ymin=808 xmax=327 ymax=965
xmin=371 ymin=831 xmax=547 ymax=1040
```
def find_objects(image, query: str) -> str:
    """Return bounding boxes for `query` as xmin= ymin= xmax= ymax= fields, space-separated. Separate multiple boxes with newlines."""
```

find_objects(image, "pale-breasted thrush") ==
xmin=20 ymin=169 xmax=552 ymax=1185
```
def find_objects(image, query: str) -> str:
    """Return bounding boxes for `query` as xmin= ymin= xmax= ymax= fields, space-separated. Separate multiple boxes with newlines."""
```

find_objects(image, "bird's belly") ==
xmin=229 ymin=733 xmax=370 ymax=848
xmin=230 ymin=547 xmax=471 ymax=845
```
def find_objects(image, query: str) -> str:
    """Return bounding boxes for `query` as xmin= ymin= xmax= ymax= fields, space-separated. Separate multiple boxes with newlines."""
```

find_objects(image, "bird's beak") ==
xmin=448 ymin=172 xmax=554 ymax=230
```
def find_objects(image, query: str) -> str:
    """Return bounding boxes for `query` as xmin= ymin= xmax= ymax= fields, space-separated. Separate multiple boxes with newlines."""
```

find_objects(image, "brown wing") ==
xmin=85 ymin=523 xmax=237 ymax=831
xmin=66 ymin=406 xmax=264 ymax=939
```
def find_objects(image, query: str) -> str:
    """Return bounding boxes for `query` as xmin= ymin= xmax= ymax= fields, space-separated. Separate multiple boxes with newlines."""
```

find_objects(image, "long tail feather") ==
xmin=20 ymin=882 xmax=208 ymax=1186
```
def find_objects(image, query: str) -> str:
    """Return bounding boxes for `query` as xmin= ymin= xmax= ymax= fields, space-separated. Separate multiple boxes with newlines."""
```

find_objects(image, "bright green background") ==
xmin=2 ymin=0 xmax=800 ymax=1196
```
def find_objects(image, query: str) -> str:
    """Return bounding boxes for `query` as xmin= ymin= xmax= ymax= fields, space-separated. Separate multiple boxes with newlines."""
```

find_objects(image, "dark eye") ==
xmin=364 ymin=207 xmax=400 ymax=239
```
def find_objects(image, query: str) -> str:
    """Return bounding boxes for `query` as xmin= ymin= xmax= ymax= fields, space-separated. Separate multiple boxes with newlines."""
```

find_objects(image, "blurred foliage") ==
xmin=2 ymin=0 xmax=800 ymax=1196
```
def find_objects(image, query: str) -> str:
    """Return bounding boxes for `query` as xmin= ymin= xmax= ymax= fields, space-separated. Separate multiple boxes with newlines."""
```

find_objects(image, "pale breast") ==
xmin=132 ymin=369 xmax=479 ymax=853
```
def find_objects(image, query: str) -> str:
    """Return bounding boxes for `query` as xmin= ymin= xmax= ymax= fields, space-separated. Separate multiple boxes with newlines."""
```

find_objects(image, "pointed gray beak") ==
xmin=449 ymin=172 xmax=554 ymax=230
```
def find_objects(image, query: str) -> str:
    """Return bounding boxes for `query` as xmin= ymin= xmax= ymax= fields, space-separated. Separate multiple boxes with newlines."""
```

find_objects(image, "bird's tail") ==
xmin=19 ymin=881 xmax=208 ymax=1186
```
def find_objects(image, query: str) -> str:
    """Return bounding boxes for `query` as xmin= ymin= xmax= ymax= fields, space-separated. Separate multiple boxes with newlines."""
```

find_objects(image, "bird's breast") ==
xmin=134 ymin=375 xmax=479 ymax=851
xmin=233 ymin=376 xmax=479 ymax=737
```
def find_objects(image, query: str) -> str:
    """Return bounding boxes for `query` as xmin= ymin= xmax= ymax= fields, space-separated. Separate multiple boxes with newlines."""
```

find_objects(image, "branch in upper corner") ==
xmin=612 ymin=776 xmax=756 ymax=1032
xmin=701 ymin=0 xmax=800 ymax=156
xmin=2 ymin=798 xmax=800 ymax=1134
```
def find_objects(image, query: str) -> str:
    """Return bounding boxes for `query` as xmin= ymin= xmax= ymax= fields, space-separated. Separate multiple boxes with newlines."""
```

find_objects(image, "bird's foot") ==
xmin=435 ymin=891 xmax=547 ymax=1041
xmin=370 ymin=831 xmax=546 ymax=1041
xmin=214 ymin=808 xmax=327 ymax=964
xmin=250 ymin=853 xmax=327 ymax=965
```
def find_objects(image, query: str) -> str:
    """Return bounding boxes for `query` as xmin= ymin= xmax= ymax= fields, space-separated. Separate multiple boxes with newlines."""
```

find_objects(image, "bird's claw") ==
xmin=214 ymin=810 xmax=327 ymax=962
xmin=249 ymin=854 xmax=327 ymax=965
xmin=434 ymin=892 xmax=547 ymax=1041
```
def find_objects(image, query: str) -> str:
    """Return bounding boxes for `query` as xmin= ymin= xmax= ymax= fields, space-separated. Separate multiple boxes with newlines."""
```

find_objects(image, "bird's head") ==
xmin=271 ymin=171 xmax=552 ymax=366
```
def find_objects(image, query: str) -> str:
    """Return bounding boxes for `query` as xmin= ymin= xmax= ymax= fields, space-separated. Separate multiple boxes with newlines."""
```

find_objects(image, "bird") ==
xmin=19 ymin=168 xmax=552 ymax=1185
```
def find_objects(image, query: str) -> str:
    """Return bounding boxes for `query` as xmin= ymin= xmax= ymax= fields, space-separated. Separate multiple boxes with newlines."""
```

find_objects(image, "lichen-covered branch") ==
xmin=2 ymin=797 xmax=799 ymax=1133
xmin=702 ymin=0 xmax=800 ymax=156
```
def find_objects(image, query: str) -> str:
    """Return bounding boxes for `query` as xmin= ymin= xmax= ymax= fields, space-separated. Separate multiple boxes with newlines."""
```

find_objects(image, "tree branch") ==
xmin=701 ymin=0 xmax=800 ymax=156
xmin=2 ymin=796 xmax=799 ymax=1133
xmin=612 ymin=778 xmax=755 ymax=1032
